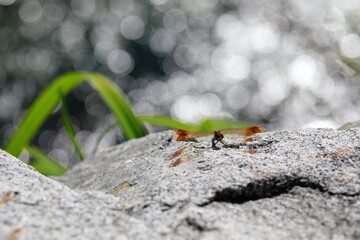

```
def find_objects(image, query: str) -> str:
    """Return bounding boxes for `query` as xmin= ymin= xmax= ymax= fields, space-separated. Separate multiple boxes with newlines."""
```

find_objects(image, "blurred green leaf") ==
xmin=138 ymin=115 xmax=198 ymax=130
xmin=198 ymin=119 xmax=252 ymax=131
xmin=86 ymin=73 xmax=147 ymax=139
xmin=60 ymin=93 xmax=86 ymax=161
xmin=341 ymin=56 xmax=360 ymax=75
xmin=5 ymin=72 xmax=147 ymax=157
xmin=138 ymin=115 xmax=253 ymax=131
xmin=26 ymin=146 xmax=67 ymax=176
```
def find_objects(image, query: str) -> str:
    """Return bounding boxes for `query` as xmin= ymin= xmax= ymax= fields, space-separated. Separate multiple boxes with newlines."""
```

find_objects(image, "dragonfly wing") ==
xmin=173 ymin=129 xmax=190 ymax=141
xmin=173 ymin=129 xmax=213 ymax=141
xmin=220 ymin=126 xmax=265 ymax=137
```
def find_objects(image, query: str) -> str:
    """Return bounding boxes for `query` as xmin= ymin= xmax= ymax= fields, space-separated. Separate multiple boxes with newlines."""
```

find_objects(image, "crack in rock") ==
xmin=184 ymin=217 xmax=207 ymax=232
xmin=207 ymin=176 xmax=338 ymax=205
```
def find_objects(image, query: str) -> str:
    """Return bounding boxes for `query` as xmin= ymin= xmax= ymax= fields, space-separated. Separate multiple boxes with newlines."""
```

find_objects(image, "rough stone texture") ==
xmin=0 ymin=150 xmax=160 ymax=240
xmin=2 ymin=128 xmax=360 ymax=239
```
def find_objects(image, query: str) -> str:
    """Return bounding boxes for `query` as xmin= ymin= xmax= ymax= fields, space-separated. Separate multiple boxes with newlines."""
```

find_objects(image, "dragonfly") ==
xmin=173 ymin=126 xmax=265 ymax=148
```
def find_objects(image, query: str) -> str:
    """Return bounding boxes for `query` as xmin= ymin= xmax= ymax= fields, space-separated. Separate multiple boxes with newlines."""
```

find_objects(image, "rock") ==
xmin=338 ymin=119 xmax=360 ymax=130
xmin=2 ymin=128 xmax=360 ymax=239
xmin=0 ymin=150 xmax=160 ymax=240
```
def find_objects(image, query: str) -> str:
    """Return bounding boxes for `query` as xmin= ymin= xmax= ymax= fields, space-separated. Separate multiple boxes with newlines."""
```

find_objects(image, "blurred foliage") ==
xmin=2 ymin=0 xmax=360 ymax=169
xmin=26 ymin=145 xmax=67 ymax=176
xmin=5 ymin=72 xmax=147 ymax=157
xmin=139 ymin=116 xmax=251 ymax=131
xmin=139 ymin=115 xmax=198 ymax=130
xmin=4 ymin=71 xmax=254 ymax=175
xmin=60 ymin=93 xmax=86 ymax=161
xmin=197 ymin=119 xmax=252 ymax=131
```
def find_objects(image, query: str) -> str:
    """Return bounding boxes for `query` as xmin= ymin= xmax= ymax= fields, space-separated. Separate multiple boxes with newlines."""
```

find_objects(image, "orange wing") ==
xmin=172 ymin=129 xmax=214 ymax=141
xmin=220 ymin=126 xmax=266 ymax=137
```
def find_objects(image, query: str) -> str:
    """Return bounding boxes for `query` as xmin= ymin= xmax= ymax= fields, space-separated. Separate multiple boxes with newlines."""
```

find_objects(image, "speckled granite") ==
xmin=2 ymin=128 xmax=360 ymax=239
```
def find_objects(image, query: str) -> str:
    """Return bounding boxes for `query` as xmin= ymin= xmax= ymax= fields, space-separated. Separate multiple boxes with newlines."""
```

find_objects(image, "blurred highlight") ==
xmin=1 ymin=0 xmax=360 ymax=166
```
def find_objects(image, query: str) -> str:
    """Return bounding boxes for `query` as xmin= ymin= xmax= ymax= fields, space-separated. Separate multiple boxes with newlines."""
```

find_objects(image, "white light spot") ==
xmin=49 ymin=149 xmax=69 ymax=167
xmin=197 ymin=93 xmax=221 ymax=117
xmin=0 ymin=93 xmax=21 ymax=118
xmin=215 ymin=14 xmax=242 ymax=40
xmin=0 ymin=0 xmax=15 ymax=6
xmin=71 ymin=0 xmax=96 ymax=19
xmin=340 ymin=34 xmax=360 ymax=59
xmin=225 ymin=56 xmax=250 ymax=80
xmin=174 ymin=44 xmax=198 ymax=68
xmin=94 ymin=40 xmax=118 ymax=63
xmin=258 ymin=69 xmax=290 ymax=106
xmin=170 ymin=95 xmax=200 ymax=123
xmin=288 ymin=55 xmax=317 ymax=88
xmin=169 ymin=72 xmax=194 ymax=95
xmin=225 ymin=86 xmax=250 ymax=110
xmin=196 ymin=0 xmax=218 ymax=8
xmin=251 ymin=24 xmax=279 ymax=53
xmin=19 ymin=0 xmax=42 ymax=23
xmin=259 ymin=75 xmax=290 ymax=106
xmin=212 ymin=52 xmax=251 ymax=81
xmin=133 ymin=101 xmax=155 ymax=115
xmin=163 ymin=9 xmax=187 ymax=33
xmin=121 ymin=15 xmax=145 ymax=40
xmin=149 ymin=0 xmax=169 ymax=5
xmin=149 ymin=30 xmax=176 ymax=55
xmin=85 ymin=93 xmax=106 ymax=117
xmin=107 ymin=49 xmax=134 ymax=75
xmin=26 ymin=48 xmax=52 ymax=72
xmin=323 ymin=7 xmax=345 ymax=32
xmin=59 ymin=20 xmax=85 ymax=51
xmin=303 ymin=120 xmax=338 ymax=129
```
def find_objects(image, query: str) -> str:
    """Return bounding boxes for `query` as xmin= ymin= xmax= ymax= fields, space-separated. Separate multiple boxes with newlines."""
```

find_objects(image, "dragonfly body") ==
xmin=211 ymin=131 xmax=225 ymax=148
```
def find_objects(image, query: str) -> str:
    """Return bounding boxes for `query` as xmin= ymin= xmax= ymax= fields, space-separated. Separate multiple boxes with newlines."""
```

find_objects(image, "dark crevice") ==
xmin=207 ymin=176 xmax=358 ymax=205
xmin=183 ymin=217 xmax=216 ymax=232
xmin=185 ymin=217 xmax=206 ymax=232
xmin=223 ymin=139 xmax=278 ymax=150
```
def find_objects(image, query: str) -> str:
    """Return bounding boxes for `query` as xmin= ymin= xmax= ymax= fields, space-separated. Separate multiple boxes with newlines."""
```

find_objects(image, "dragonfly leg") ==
xmin=211 ymin=137 xmax=218 ymax=148
xmin=220 ymin=140 xmax=227 ymax=147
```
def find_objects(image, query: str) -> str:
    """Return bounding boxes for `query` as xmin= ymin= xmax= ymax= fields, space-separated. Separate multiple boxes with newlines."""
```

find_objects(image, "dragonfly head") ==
xmin=213 ymin=131 xmax=224 ymax=141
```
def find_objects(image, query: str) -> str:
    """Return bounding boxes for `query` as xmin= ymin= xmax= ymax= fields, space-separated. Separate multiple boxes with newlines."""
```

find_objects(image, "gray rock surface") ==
xmin=2 ymin=128 xmax=360 ymax=239
xmin=0 ymin=150 xmax=159 ymax=240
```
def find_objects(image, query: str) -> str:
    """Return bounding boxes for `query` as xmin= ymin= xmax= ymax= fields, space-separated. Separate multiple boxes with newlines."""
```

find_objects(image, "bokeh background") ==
xmin=1 ymin=0 xmax=360 ymax=166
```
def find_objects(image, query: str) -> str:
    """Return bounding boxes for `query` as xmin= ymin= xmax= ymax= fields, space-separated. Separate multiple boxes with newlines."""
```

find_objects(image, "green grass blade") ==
xmin=60 ymin=94 xmax=86 ymax=161
xmin=138 ymin=116 xmax=199 ymax=130
xmin=84 ymin=73 xmax=147 ymax=138
xmin=5 ymin=72 xmax=147 ymax=157
xmin=26 ymin=146 xmax=67 ymax=176
xmin=198 ymin=119 xmax=252 ymax=131
xmin=138 ymin=116 xmax=252 ymax=131
xmin=5 ymin=73 xmax=84 ymax=157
